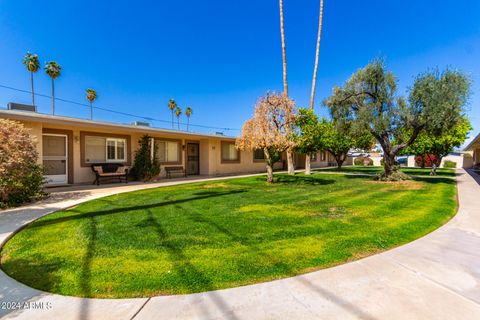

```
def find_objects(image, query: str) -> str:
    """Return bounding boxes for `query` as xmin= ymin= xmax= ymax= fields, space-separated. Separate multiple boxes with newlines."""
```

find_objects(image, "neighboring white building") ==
xmin=350 ymin=152 xmax=473 ymax=168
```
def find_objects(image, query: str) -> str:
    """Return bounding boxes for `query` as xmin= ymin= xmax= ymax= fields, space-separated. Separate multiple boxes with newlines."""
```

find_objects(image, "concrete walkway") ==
xmin=1 ymin=169 xmax=479 ymax=319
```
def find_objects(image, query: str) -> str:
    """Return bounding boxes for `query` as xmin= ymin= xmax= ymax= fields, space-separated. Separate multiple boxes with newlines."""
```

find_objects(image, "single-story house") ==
xmin=464 ymin=133 xmax=480 ymax=167
xmin=0 ymin=108 xmax=335 ymax=186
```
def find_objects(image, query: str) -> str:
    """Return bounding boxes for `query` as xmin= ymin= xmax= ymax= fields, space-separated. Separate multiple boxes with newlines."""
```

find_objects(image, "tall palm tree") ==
xmin=86 ymin=88 xmax=97 ymax=120
xmin=45 ymin=61 xmax=61 ymax=114
xmin=279 ymin=0 xmax=288 ymax=96
xmin=168 ymin=99 xmax=177 ymax=129
xmin=306 ymin=0 xmax=325 ymax=175
xmin=279 ymin=0 xmax=294 ymax=175
xmin=185 ymin=106 xmax=193 ymax=131
xmin=22 ymin=52 xmax=40 ymax=106
xmin=309 ymin=0 xmax=325 ymax=110
xmin=175 ymin=106 xmax=182 ymax=130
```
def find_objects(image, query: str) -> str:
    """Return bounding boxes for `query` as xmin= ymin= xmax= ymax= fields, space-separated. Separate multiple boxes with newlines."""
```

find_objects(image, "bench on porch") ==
xmin=91 ymin=164 xmax=129 ymax=185
xmin=165 ymin=166 xmax=186 ymax=179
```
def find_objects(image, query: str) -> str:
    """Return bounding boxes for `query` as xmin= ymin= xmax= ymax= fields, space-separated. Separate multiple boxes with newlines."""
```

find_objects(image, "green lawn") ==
xmin=1 ymin=171 xmax=457 ymax=298
xmin=319 ymin=165 xmax=456 ymax=177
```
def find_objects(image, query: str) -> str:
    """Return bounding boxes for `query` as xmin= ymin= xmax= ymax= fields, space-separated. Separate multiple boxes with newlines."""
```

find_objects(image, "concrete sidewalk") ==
xmin=1 ymin=169 xmax=479 ymax=319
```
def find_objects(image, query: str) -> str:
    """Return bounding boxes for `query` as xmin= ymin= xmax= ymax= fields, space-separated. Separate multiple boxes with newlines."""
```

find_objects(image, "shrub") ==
xmin=354 ymin=157 xmax=373 ymax=166
xmin=0 ymin=119 xmax=45 ymax=208
xmin=375 ymin=170 xmax=411 ymax=181
xmin=132 ymin=135 xmax=160 ymax=181
xmin=443 ymin=160 xmax=456 ymax=168
xmin=364 ymin=157 xmax=374 ymax=166
xmin=415 ymin=154 xmax=437 ymax=167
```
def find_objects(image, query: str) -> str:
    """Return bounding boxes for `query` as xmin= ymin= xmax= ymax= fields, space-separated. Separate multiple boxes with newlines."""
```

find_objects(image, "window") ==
xmin=310 ymin=152 xmax=317 ymax=161
xmin=84 ymin=135 xmax=126 ymax=163
xmin=154 ymin=139 xmax=180 ymax=163
xmin=221 ymin=142 xmax=240 ymax=162
xmin=106 ymin=138 xmax=126 ymax=162
xmin=253 ymin=149 xmax=265 ymax=161
xmin=321 ymin=151 xmax=326 ymax=161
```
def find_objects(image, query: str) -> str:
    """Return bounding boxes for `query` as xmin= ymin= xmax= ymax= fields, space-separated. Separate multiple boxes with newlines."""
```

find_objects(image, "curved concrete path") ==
xmin=1 ymin=169 xmax=479 ymax=320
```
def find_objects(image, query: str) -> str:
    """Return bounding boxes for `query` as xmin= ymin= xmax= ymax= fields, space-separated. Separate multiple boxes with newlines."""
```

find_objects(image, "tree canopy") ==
xmin=236 ymin=92 xmax=296 ymax=183
xmin=325 ymin=60 xmax=470 ymax=180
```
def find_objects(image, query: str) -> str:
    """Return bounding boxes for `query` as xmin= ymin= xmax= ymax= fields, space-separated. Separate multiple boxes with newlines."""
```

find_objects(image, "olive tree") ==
xmin=325 ymin=60 xmax=470 ymax=180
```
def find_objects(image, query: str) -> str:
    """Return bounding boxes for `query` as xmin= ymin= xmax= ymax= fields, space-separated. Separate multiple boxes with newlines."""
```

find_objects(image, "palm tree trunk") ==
xmin=51 ymin=79 xmax=55 ymax=115
xmin=187 ymin=117 xmax=190 ymax=131
xmin=90 ymin=102 xmax=93 ymax=120
xmin=308 ymin=0 xmax=325 ymax=110
xmin=177 ymin=117 xmax=180 ymax=130
xmin=279 ymin=0 xmax=294 ymax=175
xmin=305 ymin=154 xmax=311 ymax=175
xmin=279 ymin=0 xmax=288 ymax=96
xmin=287 ymin=151 xmax=295 ymax=175
xmin=171 ymin=111 xmax=174 ymax=129
xmin=30 ymin=72 xmax=35 ymax=106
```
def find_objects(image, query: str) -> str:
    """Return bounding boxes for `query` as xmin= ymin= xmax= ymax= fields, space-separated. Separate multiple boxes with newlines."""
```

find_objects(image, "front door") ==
xmin=43 ymin=134 xmax=68 ymax=185
xmin=186 ymin=143 xmax=200 ymax=175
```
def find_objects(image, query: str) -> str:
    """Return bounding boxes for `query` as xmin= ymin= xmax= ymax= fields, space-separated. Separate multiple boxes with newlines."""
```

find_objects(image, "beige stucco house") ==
xmin=465 ymin=133 xmax=480 ymax=167
xmin=0 ymin=109 xmax=335 ymax=186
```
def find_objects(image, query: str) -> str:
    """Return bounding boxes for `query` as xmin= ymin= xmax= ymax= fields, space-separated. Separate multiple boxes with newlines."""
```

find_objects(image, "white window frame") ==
xmin=105 ymin=138 xmax=126 ymax=162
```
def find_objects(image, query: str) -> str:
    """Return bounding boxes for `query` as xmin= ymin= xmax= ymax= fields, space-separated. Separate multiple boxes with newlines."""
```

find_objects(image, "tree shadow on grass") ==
xmin=342 ymin=174 xmax=455 ymax=185
xmin=26 ymin=189 xmax=247 ymax=229
xmin=78 ymin=216 xmax=96 ymax=320
xmin=145 ymin=210 xmax=241 ymax=320
xmin=265 ymin=175 xmax=336 ymax=185
xmin=1 ymin=257 xmax=63 ymax=293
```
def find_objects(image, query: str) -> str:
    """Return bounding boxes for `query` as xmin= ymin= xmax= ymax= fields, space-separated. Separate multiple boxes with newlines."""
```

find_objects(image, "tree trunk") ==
xmin=187 ymin=118 xmax=190 ymax=131
xmin=287 ymin=150 xmax=295 ymax=175
xmin=420 ymin=155 xmax=425 ymax=168
xmin=177 ymin=117 xmax=180 ymax=130
xmin=264 ymin=148 xmax=274 ymax=183
xmin=383 ymin=153 xmax=396 ymax=177
xmin=308 ymin=0 xmax=324 ymax=110
xmin=305 ymin=154 xmax=311 ymax=175
xmin=335 ymin=154 xmax=345 ymax=169
xmin=30 ymin=72 xmax=35 ymax=106
xmin=279 ymin=0 xmax=288 ymax=96
xmin=90 ymin=102 xmax=93 ymax=120
xmin=51 ymin=78 xmax=55 ymax=115
xmin=171 ymin=111 xmax=174 ymax=129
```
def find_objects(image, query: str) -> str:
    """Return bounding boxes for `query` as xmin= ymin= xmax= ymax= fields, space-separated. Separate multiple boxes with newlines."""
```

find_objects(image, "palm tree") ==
xmin=86 ymin=88 xmax=97 ymax=120
xmin=278 ymin=0 xmax=294 ymax=175
xmin=185 ymin=106 xmax=193 ymax=131
xmin=306 ymin=0 xmax=325 ymax=175
xmin=175 ymin=106 xmax=182 ymax=130
xmin=168 ymin=99 xmax=177 ymax=129
xmin=279 ymin=0 xmax=288 ymax=96
xmin=22 ymin=52 xmax=40 ymax=106
xmin=45 ymin=61 xmax=62 ymax=114
xmin=309 ymin=0 xmax=325 ymax=110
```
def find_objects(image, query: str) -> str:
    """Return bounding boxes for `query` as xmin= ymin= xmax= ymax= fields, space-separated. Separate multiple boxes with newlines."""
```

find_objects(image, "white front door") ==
xmin=43 ymin=134 xmax=68 ymax=185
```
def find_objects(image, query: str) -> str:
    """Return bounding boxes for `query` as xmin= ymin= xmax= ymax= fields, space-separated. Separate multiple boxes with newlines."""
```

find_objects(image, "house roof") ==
xmin=0 ymin=109 xmax=236 ymax=140
xmin=464 ymin=133 xmax=480 ymax=151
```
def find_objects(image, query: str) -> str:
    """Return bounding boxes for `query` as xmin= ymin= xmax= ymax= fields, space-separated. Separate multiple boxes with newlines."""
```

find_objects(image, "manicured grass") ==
xmin=1 ymin=172 xmax=456 ymax=298
xmin=320 ymin=165 xmax=456 ymax=177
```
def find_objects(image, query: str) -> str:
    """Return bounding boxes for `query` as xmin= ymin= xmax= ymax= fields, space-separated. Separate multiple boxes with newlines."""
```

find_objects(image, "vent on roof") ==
xmin=8 ymin=102 xmax=36 ymax=112
xmin=130 ymin=121 xmax=150 ymax=127
xmin=215 ymin=132 xmax=225 ymax=136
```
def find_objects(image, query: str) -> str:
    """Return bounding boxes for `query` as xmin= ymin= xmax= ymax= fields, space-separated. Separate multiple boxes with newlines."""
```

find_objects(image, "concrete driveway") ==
xmin=0 ymin=169 xmax=479 ymax=320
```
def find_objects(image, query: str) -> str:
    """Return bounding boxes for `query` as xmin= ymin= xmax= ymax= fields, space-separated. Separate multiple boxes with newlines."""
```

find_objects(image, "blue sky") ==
xmin=0 ymin=0 xmax=478 ymax=146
